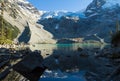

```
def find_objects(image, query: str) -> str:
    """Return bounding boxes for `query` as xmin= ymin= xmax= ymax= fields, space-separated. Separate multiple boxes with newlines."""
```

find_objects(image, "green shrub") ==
xmin=0 ymin=15 xmax=20 ymax=44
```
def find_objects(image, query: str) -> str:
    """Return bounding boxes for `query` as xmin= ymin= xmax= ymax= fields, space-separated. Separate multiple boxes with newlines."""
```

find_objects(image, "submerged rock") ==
xmin=77 ymin=47 xmax=83 ymax=52
xmin=13 ymin=51 xmax=47 ymax=81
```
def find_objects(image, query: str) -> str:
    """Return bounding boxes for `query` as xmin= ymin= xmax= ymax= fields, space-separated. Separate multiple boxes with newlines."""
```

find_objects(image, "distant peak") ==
xmin=102 ymin=0 xmax=120 ymax=8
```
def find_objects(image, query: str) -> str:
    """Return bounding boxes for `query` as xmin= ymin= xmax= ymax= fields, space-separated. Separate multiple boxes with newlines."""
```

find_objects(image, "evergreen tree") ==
xmin=116 ymin=20 xmax=120 ymax=33
xmin=111 ymin=20 xmax=120 ymax=47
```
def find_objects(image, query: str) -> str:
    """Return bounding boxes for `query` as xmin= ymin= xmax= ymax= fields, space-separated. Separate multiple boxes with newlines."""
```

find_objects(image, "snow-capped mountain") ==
xmin=85 ymin=0 xmax=105 ymax=17
xmin=39 ymin=0 xmax=120 ymax=21
xmin=85 ymin=0 xmax=120 ymax=17
xmin=0 ymin=0 xmax=55 ymax=44
xmin=84 ymin=0 xmax=120 ymax=42
xmin=37 ymin=0 xmax=120 ymax=43
xmin=40 ymin=11 xmax=86 ymax=19
xmin=8 ymin=0 xmax=42 ymax=19
xmin=103 ymin=0 xmax=120 ymax=8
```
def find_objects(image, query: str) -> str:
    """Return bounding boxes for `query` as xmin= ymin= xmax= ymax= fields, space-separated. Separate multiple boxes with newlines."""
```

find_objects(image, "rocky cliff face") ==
xmin=85 ymin=0 xmax=106 ymax=16
xmin=0 ymin=0 xmax=56 ymax=44
xmin=84 ymin=0 xmax=120 ymax=42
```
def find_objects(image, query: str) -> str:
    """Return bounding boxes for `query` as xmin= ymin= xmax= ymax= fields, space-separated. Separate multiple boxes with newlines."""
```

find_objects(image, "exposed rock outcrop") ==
xmin=0 ymin=0 xmax=56 ymax=44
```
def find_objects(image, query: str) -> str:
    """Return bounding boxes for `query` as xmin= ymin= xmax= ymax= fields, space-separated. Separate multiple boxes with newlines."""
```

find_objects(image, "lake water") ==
xmin=29 ymin=43 xmax=107 ymax=81
xmin=30 ymin=43 xmax=105 ymax=58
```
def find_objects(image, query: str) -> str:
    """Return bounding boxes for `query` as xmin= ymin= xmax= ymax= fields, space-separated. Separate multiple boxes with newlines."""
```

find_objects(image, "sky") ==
xmin=27 ymin=0 xmax=93 ymax=12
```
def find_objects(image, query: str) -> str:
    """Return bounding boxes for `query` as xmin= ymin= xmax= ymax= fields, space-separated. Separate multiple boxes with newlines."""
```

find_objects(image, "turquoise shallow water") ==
xmin=30 ymin=43 xmax=106 ymax=51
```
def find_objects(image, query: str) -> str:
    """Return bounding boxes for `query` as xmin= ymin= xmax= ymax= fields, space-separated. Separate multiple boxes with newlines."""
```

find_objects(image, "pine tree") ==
xmin=116 ymin=20 xmax=120 ymax=33
xmin=111 ymin=20 xmax=120 ymax=47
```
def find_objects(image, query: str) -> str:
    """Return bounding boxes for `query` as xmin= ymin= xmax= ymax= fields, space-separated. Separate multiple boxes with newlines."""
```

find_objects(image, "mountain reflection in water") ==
xmin=30 ymin=43 xmax=106 ymax=81
xmin=30 ymin=43 xmax=105 ymax=58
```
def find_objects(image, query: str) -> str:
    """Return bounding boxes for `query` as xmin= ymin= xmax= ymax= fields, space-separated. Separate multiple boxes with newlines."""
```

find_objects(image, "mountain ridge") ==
xmin=0 ymin=0 xmax=56 ymax=44
xmin=37 ymin=0 xmax=120 ymax=43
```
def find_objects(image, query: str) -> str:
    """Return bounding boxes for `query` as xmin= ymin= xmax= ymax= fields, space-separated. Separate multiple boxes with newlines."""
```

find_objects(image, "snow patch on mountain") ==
xmin=103 ymin=0 xmax=120 ymax=8
xmin=17 ymin=0 xmax=29 ymax=4
xmin=40 ymin=11 xmax=68 ymax=19
xmin=40 ymin=11 xmax=86 ymax=20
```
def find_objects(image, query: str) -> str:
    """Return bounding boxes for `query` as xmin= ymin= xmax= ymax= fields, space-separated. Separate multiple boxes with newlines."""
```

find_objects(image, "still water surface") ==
xmin=30 ymin=43 xmax=105 ymax=58
xmin=30 ymin=43 xmax=106 ymax=81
